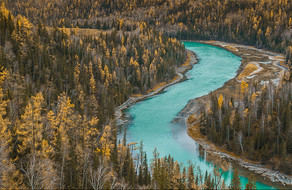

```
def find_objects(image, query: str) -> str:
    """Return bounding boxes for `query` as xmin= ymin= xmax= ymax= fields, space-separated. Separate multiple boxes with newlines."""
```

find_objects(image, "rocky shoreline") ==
xmin=177 ymin=41 xmax=292 ymax=187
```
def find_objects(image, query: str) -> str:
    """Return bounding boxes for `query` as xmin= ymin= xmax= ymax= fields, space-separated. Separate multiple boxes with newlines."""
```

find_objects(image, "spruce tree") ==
xmin=187 ymin=162 xmax=195 ymax=189
xmin=245 ymin=174 xmax=256 ymax=190
xmin=230 ymin=169 xmax=241 ymax=190
xmin=143 ymin=152 xmax=151 ymax=185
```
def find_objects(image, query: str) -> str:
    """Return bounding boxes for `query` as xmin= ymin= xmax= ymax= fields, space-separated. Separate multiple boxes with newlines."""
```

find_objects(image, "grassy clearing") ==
xmin=237 ymin=63 xmax=258 ymax=79
xmin=225 ymin=45 xmax=238 ymax=52
xmin=266 ymin=51 xmax=285 ymax=57
xmin=279 ymin=61 xmax=289 ymax=69
xmin=132 ymin=94 xmax=143 ymax=98
xmin=147 ymin=82 xmax=167 ymax=93
xmin=187 ymin=114 xmax=197 ymax=124
xmin=60 ymin=27 xmax=113 ymax=37
xmin=170 ymin=75 xmax=180 ymax=82
xmin=274 ymin=56 xmax=285 ymax=59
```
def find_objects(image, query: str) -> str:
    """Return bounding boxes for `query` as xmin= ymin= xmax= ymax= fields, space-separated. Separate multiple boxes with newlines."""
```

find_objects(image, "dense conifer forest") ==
xmin=0 ymin=0 xmax=291 ymax=189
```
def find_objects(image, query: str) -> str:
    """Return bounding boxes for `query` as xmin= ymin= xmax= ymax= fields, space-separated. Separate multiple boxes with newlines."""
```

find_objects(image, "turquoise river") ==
xmin=121 ymin=42 xmax=275 ymax=189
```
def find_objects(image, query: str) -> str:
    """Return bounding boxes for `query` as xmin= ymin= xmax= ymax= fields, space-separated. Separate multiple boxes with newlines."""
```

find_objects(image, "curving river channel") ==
xmin=121 ymin=42 xmax=275 ymax=189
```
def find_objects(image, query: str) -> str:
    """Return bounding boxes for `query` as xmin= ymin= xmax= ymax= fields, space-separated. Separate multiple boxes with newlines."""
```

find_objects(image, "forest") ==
xmin=5 ymin=0 xmax=292 ymax=61
xmin=4 ymin=0 xmax=292 ymax=78
xmin=195 ymin=80 xmax=292 ymax=175
xmin=0 ymin=3 xmax=188 ymax=189
xmin=0 ymin=0 xmax=291 ymax=189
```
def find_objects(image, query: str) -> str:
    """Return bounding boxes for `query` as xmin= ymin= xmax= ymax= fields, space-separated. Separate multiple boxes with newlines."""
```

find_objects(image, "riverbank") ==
xmin=115 ymin=49 xmax=198 ymax=126
xmin=178 ymin=41 xmax=292 ymax=187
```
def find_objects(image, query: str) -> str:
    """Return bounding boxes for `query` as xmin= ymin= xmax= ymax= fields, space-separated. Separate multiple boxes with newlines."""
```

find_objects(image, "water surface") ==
xmin=122 ymin=42 xmax=274 ymax=189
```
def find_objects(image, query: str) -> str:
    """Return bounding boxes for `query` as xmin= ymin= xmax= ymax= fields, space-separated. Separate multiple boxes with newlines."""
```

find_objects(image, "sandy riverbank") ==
xmin=115 ymin=49 xmax=198 ymax=126
xmin=177 ymin=41 xmax=292 ymax=187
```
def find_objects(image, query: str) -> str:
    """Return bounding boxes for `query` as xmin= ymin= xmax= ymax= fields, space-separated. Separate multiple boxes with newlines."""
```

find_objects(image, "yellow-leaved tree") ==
xmin=218 ymin=94 xmax=224 ymax=128
xmin=17 ymin=92 xmax=58 ymax=189
xmin=52 ymin=93 xmax=77 ymax=189
xmin=0 ymin=69 xmax=10 ymax=149
xmin=0 ymin=69 xmax=23 ymax=189
xmin=218 ymin=94 xmax=224 ymax=109
xmin=17 ymin=92 xmax=45 ymax=156
xmin=88 ymin=61 xmax=99 ymax=115
xmin=96 ymin=125 xmax=114 ymax=161
xmin=240 ymin=80 xmax=249 ymax=96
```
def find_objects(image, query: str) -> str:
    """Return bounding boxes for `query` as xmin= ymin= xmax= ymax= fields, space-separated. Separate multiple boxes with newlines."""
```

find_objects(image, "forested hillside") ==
xmin=4 ymin=0 xmax=292 ymax=65
xmin=0 ymin=4 xmax=200 ymax=189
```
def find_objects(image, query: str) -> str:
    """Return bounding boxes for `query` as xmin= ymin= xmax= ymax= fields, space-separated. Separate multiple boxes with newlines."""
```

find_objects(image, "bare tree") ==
xmin=21 ymin=156 xmax=58 ymax=190
xmin=238 ymin=131 xmax=244 ymax=153
xmin=110 ymin=176 xmax=117 ymax=190
xmin=239 ymin=100 xmax=246 ymax=130
xmin=260 ymin=113 xmax=265 ymax=134
xmin=276 ymin=116 xmax=282 ymax=153
xmin=267 ymin=83 xmax=275 ymax=112
xmin=0 ymin=141 xmax=13 ymax=188
xmin=41 ymin=158 xmax=59 ymax=190
xmin=88 ymin=158 xmax=112 ymax=190
xmin=115 ymin=180 xmax=129 ymax=190
xmin=81 ymin=151 xmax=90 ymax=189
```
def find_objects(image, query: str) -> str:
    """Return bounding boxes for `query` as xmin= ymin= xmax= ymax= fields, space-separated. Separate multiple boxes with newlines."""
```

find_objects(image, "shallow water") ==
xmin=122 ymin=42 xmax=275 ymax=189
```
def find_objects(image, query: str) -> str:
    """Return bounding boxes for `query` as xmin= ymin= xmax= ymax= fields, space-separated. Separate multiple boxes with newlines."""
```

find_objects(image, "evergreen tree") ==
xmin=230 ymin=169 xmax=241 ymax=190
xmin=187 ymin=162 xmax=195 ymax=189
xmin=245 ymin=174 xmax=256 ymax=190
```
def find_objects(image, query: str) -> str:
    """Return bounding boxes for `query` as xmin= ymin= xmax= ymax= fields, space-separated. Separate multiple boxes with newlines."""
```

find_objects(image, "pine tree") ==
xmin=187 ymin=162 xmax=195 ymax=189
xmin=230 ymin=169 xmax=241 ymax=190
xmin=143 ymin=152 xmax=150 ymax=185
xmin=245 ymin=174 xmax=256 ymax=190
xmin=138 ymin=141 xmax=144 ymax=186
